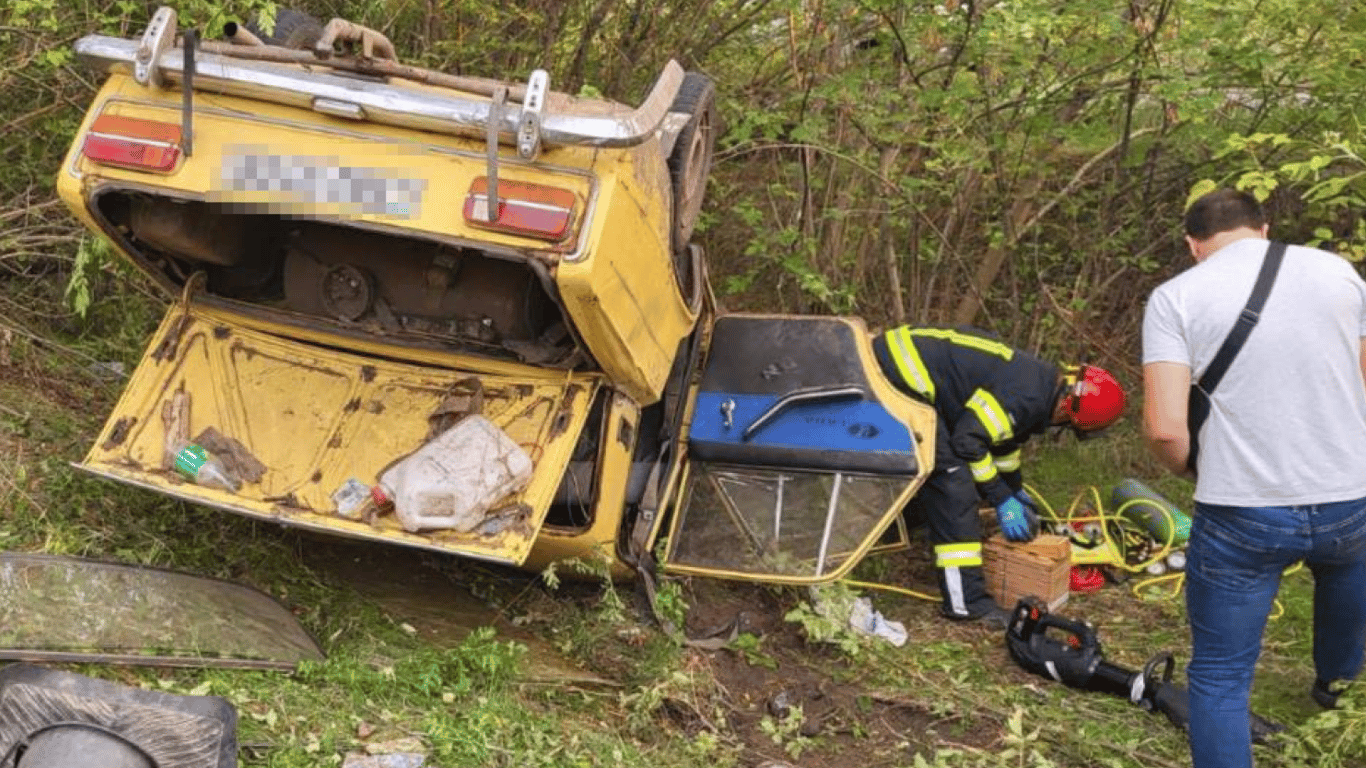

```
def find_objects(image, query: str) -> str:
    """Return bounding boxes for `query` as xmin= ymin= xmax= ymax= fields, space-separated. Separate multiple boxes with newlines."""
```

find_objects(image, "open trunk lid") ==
xmin=79 ymin=304 xmax=597 ymax=565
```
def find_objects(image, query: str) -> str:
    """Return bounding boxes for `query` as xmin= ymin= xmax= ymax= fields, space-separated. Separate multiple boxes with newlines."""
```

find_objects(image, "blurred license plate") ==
xmin=213 ymin=150 xmax=426 ymax=218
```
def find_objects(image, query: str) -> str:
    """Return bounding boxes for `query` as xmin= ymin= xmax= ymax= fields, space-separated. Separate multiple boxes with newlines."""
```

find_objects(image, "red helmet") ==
xmin=1065 ymin=365 xmax=1126 ymax=431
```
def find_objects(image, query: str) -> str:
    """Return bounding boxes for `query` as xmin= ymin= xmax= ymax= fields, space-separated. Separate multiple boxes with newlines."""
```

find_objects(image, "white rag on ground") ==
xmin=847 ymin=596 xmax=908 ymax=647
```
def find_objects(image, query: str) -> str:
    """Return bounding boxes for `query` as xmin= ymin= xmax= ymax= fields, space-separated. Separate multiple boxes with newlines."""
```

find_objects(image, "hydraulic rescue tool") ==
xmin=1004 ymin=597 xmax=1283 ymax=743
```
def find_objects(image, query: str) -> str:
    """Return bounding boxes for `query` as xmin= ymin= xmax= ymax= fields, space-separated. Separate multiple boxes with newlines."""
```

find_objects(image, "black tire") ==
xmin=246 ymin=8 xmax=325 ymax=50
xmin=666 ymin=72 xmax=717 ymax=268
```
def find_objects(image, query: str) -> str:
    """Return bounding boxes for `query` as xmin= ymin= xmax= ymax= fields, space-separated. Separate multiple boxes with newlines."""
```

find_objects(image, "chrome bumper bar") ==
xmin=74 ymin=34 xmax=683 ymax=150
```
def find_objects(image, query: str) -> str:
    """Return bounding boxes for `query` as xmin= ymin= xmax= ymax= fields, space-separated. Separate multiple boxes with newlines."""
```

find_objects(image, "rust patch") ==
xmin=550 ymin=410 xmax=571 ymax=438
xmin=344 ymin=398 xmax=361 ymax=412
xmin=101 ymin=417 xmax=136 ymax=450
xmin=151 ymin=314 xmax=192 ymax=362
xmin=515 ymin=396 xmax=554 ymax=422
xmin=549 ymin=385 xmax=582 ymax=439
xmin=479 ymin=386 xmax=517 ymax=402
xmin=194 ymin=426 xmax=267 ymax=484
xmin=559 ymin=384 xmax=582 ymax=409
xmin=426 ymin=376 xmax=484 ymax=439
xmin=476 ymin=502 xmax=533 ymax=537
xmin=616 ymin=415 xmax=635 ymax=450
xmin=361 ymin=365 xmax=377 ymax=382
xmin=232 ymin=340 xmax=257 ymax=362
xmin=328 ymin=434 xmax=342 ymax=448
xmin=310 ymin=470 xmax=322 ymax=483
xmin=265 ymin=493 xmax=301 ymax=508
xmin=160 ymin=388 xmax=192 ymax=469
xmin=212 ymin=325 xmax=231 ymax=339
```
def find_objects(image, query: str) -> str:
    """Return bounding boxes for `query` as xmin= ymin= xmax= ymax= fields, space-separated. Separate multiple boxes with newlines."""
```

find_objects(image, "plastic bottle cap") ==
xmin=370 ymin=485 xmax=391 ymax=507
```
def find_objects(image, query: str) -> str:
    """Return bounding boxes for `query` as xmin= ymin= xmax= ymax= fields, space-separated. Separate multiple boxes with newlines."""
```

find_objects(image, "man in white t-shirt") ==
xmin=1142 ymin=188 xmax=1366 ymax=768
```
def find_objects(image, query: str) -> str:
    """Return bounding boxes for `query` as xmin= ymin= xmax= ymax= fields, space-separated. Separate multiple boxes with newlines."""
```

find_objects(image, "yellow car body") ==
xmin=58 ymin=8 xmax=935 ymax=585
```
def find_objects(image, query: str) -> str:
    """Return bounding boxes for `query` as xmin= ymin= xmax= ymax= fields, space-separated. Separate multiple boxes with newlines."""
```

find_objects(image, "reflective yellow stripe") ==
xmin=909 ymin=328 xmax=1014 ymax=360
xmin=936 ymin=542 xmax=983 ymax=568
xmin=886 ymin=328 xmax=935 ymax=401
xmin=994 ymin=449 xmax=1022 ymax=472
xmin=967 ymin=388 xmax=1013 ymax=442
xmin=969 ymin=455 xmax=998 ymax=483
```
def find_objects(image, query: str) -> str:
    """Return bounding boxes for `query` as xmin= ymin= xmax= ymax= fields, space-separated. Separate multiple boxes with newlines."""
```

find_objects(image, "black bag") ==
xmin=1186 ymin=242 xmax=1287 ymax=473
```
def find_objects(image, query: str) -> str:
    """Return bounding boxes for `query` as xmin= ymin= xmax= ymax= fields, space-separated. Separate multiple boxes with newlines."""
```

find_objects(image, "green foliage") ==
xmin=544 ymin=548 xmax=627 ymax=623
xmin=652 ymin=577 xmax=689 ymax=634
xmin=1275 ymin=695 xmax=1366 ymax=768
xmin=1202 ymin=129 xmax=1366 ymax=260
xmin=64 ymin=235 xmax=111 ymax=319
xmin=784 ymin=583 xmax=867 ymax=657
xmin=298 ymin=626 xmax=523 ymax=701
xmin=759 ymin=704 xmax=815 ymax=759
xmin=726 ymin=631 xmax=778 ymax=670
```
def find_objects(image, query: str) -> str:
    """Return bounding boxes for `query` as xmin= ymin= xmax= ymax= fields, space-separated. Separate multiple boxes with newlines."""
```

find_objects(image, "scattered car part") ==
xmin=0 ymin=663 xmax=237 ymax=768
xmin=0 ymin=553 xmax=323 ymax=671
xmin=242 ymin=8 xmax=324 ymax=50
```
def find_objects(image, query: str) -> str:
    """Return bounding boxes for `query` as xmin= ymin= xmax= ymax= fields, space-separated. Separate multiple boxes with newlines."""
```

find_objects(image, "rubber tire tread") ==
xmin=666 ymin=72 xmax=717 ymax=258
xmin=246 ymin=8 xmax=325 ymax=49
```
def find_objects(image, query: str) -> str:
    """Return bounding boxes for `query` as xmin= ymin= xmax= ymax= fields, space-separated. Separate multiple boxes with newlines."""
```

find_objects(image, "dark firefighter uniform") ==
xmin=872 ymin=325 xmax=1063 ymax=619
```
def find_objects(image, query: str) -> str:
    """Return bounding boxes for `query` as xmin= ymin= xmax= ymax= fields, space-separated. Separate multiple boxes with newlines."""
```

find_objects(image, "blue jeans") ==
xmin=1185 ymin=497 xmax=1366 ymax=768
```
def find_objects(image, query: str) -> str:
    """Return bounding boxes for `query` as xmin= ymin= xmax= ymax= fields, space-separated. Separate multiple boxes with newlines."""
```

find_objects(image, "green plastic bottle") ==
xmin=173 ymin=443 xmax=240 ymax=492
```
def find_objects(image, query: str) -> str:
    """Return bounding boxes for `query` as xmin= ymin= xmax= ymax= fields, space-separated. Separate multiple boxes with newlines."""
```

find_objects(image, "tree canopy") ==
xmin=4 ymin=0 xmax=1366 ymax=376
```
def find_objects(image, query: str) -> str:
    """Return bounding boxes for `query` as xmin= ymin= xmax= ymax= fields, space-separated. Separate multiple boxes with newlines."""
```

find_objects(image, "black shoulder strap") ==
xmin=1197 ymin=241 xmax=1288 ymax=394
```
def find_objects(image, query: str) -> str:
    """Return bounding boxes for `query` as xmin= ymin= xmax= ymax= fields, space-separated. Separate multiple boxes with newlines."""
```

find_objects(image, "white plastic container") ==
xmin=376 ymin=415 xmax=534 ymax=533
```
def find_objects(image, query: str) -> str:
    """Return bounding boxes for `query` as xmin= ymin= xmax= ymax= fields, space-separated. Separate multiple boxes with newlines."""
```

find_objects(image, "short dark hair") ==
xmin=1184 ymin=188 xmax=1267 ymax=240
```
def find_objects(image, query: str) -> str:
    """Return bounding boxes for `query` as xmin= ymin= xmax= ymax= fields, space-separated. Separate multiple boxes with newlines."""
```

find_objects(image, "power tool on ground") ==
xmin=1004 ymin=597 xmax=1282 ymax=743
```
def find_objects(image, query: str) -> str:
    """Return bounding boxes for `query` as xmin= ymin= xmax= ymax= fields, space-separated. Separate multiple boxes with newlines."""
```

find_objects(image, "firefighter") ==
xmin=872 ymin=325 xmax=1126 ymax=625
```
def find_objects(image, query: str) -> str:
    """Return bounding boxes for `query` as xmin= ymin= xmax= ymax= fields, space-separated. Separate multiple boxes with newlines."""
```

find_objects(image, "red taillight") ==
xmin=81 ymin=114 xmax=182 ymax=173
xmin=462 ymin=177 xmax=576 ymax=241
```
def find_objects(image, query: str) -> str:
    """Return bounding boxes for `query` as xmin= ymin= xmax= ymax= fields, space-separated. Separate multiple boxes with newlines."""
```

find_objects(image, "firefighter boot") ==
xmin=937 ymin=565 xmax=1008 ymax=629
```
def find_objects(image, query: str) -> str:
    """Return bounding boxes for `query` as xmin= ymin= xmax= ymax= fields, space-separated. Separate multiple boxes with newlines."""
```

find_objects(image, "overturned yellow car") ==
xmin=58 ymin=7 xmax=935 ymax=585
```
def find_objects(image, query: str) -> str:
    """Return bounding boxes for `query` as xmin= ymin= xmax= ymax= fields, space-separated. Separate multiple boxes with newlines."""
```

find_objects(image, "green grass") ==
xmin=3 ymin=274 xmax=1364 ymax=768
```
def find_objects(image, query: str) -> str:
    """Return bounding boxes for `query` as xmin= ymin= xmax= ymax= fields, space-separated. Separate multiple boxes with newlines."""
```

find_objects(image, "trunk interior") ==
xmin=93 ymin=190 xmax=588 ymax=368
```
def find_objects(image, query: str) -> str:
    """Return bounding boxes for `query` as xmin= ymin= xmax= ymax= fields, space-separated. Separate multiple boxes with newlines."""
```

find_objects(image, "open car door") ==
xmin=78 ymin=302 xmax=597 ymax=566
xmin=661 ymin=315 xmax=936 ymax=584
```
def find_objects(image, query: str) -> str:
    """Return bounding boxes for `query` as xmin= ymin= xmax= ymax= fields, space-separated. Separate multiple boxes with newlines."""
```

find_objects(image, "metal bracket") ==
xmin=181 ymin=28 xmax=196 ymax=157
xmin=485 ymin=86 xmax=507 ymax=223
xmin=134 ymin=6 xmax=177 ymax=86
xmin=517 ymin=70 xmax=548 ymax=160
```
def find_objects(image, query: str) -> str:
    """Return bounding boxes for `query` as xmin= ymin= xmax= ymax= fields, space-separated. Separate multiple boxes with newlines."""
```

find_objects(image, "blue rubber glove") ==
xmin=1014 ymin=489 xmax=1037 ymax=513
xmin=996 ymin=496 xmax=1037 ymax=543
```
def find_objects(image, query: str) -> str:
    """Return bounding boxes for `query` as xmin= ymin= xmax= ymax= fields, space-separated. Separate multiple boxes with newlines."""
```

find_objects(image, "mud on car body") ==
xmin=59 ymin=7 xmax=936 ymax=585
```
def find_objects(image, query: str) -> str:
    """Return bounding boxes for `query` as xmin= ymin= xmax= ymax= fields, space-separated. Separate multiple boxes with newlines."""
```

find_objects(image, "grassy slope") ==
xmin=1 ymin=276 xmax=1363 ymax=768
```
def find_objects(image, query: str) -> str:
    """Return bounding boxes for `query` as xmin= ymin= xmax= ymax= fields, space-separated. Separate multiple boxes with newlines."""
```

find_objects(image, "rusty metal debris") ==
xmin=313 ymin=18 xmax=397 ymax=62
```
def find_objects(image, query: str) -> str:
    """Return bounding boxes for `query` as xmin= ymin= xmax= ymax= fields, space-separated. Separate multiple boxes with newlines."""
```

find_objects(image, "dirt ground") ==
xmin=676 ymin=580 xmax=999 ymax=768
xmin=669 ymin=538 xmax=1028 ymax=768
xmin=299 ymin=526 xmax=1198 ymax=768
xmin=312 ymin=536 xmax=1010 ymax=767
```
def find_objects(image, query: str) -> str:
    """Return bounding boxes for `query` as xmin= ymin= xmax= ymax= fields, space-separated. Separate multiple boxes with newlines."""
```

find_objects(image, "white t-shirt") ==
xmin=1142 ymin=237 xmax=1366 ymax=505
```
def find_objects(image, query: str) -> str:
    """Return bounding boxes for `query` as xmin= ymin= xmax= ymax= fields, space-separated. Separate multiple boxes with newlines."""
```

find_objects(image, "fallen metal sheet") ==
xmin=0 ymin=553 xmax=324 ymax=671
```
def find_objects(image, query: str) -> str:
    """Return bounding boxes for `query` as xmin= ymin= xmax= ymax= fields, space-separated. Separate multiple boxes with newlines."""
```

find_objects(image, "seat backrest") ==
xmin=687 ymin=315 xmax=919 ymax=475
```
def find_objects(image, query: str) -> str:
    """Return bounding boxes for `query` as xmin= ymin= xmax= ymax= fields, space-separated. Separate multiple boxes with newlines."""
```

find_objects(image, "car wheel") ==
xmin=667 ymin=72 xmax=717 ymax=286
xmin=246 ymin=8 xmax=325 ymax=49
